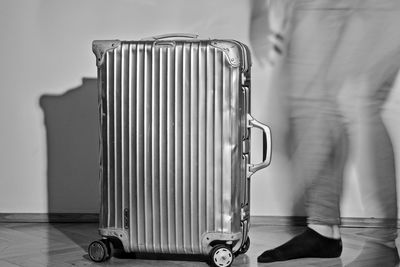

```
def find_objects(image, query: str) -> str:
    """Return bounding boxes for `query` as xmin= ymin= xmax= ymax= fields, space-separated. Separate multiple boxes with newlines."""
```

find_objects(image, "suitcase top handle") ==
xmin=141 ymin=33 xmax=199 ymax=41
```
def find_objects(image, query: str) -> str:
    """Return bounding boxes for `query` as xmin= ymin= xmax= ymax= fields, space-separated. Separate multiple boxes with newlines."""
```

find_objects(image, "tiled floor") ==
xmin=0 ymin=222 xmax=398 ymax=266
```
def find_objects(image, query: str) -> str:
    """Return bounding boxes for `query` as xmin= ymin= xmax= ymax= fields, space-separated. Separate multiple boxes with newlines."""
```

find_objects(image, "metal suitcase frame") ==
xmin=89 ymin=34 xmax=272 ymax=267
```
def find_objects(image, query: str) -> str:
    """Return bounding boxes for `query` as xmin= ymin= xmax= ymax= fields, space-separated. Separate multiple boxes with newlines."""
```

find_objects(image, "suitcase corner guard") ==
xmin=210 ymin=40 xmax=242 ymax=68
xmin=201 ymin=232 xmax=242 ymax=254
xmin=92 ymin=40 xmax=121 ymax=67
xmin=99 ymin=228 xmax=130 ymax=252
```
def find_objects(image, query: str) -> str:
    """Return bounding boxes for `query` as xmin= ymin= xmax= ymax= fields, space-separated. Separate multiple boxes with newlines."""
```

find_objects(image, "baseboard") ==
xmin=0 ymin=213 xmax=398 ymax=228
xmin=251 ymin=216 xmax=400 ymax=228
xmin=0 ymin=213 xmax=99 ymax=223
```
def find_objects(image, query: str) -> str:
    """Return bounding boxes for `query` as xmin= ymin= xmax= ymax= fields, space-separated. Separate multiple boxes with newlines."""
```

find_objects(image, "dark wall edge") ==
xmin=0 ymin=213 xmax=99 ymax=223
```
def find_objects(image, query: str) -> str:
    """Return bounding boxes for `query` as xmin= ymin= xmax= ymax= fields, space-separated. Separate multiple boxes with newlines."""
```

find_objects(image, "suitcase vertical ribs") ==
xmin=98 ymin=40 xmax=247 ymax=255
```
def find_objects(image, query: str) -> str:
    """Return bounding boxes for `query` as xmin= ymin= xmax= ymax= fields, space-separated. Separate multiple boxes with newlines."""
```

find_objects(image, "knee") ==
xmin=336 ymin=79 xmax=384 ymax=124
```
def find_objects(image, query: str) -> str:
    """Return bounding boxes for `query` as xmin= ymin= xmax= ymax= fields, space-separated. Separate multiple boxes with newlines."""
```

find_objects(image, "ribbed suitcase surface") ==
xmin=91 ymin=36 xmax=271 ymax=262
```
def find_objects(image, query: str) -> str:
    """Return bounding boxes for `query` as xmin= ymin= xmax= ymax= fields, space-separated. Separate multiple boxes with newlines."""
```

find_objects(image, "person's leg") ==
xmin=332 ymin=1 xmax=400 ymax=249
xmin=344 ymin=77 xmax=400 ymax=266
xmin=257 ymin=111 xmax=346 ymax=263
xmin=354 ymin=73 xmax=397 ymax=245
xmin=280 ymin=0 xmax=351 ymax=232
xmin=258 ymin=0 xmax=400 ymax=263
xmin=258 ymin=2 xmax=350 ymax=262
xmin=339 ymin=67 xmax=399 ymax=249
xmin=306 ymin=112 xmax=348 ymax=239
xmin=291 ymin=108 xmax=347 ymax=230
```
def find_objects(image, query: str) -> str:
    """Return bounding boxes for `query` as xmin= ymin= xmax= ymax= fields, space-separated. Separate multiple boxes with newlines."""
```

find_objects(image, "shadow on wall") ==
xmin=40 ymin=78 xmax=100 ymax=216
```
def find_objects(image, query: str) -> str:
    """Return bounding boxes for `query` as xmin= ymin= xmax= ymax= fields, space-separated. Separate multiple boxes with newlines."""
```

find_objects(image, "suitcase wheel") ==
xmin=209 ymin=244 xmax=234 ymax=267
xmin=235 ymin=237 xmax=250 ymax=257
xmin=88 ymin=239 xmax=110 ymax=262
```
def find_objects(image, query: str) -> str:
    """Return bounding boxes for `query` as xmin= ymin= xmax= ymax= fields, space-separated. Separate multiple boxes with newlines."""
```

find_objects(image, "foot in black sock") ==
xmin=258 ymin=227 xmax=342 ymax=263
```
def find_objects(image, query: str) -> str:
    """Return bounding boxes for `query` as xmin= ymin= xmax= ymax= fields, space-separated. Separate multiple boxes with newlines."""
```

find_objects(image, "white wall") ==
xmin=1 ymin=0 xmax=399 ymax=218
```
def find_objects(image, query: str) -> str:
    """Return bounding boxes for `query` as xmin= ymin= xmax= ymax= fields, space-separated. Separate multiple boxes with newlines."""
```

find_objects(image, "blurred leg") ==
xmin=339 ymin=71 xmax=399 ymax=246
xmin=285 ymin=4 xmax=350 ymax=227
xmin=333 ymin=2 xmax=400 ymax=245
xmin=305 ymin=115 xmax=348 ymax=226
xmin=258 ymin=3 xmax=350 ymax=263
xmin=357 ymin=77 xmax=398 ymax=222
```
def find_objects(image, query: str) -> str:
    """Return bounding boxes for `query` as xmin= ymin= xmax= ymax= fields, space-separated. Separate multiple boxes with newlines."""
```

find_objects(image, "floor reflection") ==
xmin=344 ymin=228 xmax=399 ymax=267
xmin=0 ymin=223 xmax=399 ymax=266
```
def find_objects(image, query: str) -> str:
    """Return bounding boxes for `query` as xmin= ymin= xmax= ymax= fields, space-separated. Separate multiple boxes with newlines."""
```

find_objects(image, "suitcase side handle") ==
xmin=141 ymin=33 xmax=199 ymax=41
xmin=247 ymin=114 xmax=272 ymax=175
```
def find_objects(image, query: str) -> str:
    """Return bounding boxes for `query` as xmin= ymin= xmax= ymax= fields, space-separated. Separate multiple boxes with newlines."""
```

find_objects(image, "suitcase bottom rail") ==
xmin=89 ymin=227 xmax=250 ymax=267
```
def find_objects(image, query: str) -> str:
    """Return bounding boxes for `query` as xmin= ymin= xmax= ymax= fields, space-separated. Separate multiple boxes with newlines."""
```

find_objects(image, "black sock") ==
xmin=258 ymin=227 xmax=342 ymax=263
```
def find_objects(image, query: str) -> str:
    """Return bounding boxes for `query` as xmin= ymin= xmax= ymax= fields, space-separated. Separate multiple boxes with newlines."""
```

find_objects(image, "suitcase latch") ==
xmin=241 ymin=204 xmax=250 ymax=221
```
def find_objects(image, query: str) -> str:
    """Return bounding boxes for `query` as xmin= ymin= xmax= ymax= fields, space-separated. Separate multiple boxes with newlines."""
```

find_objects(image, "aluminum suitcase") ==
xmin=89 ymin=34 xmax=272 ymax=267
